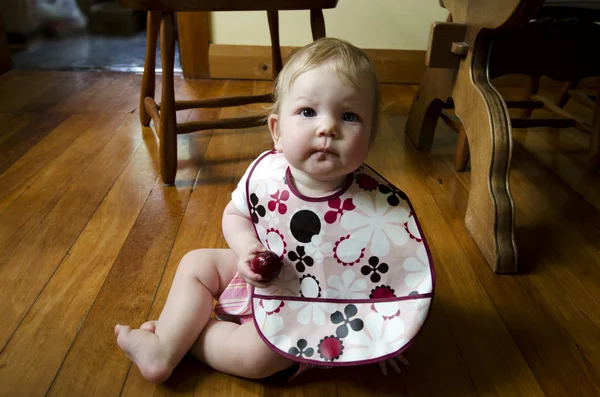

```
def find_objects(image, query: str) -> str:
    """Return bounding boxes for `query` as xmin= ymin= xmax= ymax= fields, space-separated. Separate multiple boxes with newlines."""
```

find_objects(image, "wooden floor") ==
xmin=0 ymin=70 xmax=599 ymax=397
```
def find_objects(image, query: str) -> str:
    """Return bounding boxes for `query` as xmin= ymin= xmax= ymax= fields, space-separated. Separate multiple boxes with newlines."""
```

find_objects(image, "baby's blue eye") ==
xmin=343 ymin=112 xmax=359 ymax=122
xmin=301 ymin=108 xmax=316 ymax=117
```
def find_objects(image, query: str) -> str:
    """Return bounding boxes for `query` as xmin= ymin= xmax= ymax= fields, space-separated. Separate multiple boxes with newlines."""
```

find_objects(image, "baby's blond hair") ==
xmin=270 ymin=38 xmax=380 ymax=137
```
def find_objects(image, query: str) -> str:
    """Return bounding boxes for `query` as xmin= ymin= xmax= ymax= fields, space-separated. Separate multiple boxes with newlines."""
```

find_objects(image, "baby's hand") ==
xmin=377 ymin=354 xmax=409 ymax=376
xmin=237 ymin=243 xmax=273 ymax=288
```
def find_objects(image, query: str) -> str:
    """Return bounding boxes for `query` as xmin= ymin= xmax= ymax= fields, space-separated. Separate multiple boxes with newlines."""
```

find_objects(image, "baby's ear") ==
xmin=268 ymin=114 xmax=283 ymax=152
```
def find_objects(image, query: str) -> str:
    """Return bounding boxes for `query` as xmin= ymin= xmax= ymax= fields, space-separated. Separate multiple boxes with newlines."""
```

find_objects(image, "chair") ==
xmin=405 ymin=0 xmax=600 ymax=274
xmin=454 ymin=2 xmax=600 ymax=173
xmin=116 ymin=0 xmax=338 ymax=185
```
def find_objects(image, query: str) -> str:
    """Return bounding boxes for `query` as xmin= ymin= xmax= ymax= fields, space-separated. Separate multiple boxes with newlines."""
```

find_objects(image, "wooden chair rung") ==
xmin=443 ymin=100 xmax=544 ymax=110
xmin=173 ymin=93 xmax=273 ymax=111
xmin=505 ymin=100 xmax=544 ymax=109
xmin=510 ymin=117 xmax=575 ymax=129
xmin=567 ymin=89 xmax=596 ymax=110
xmin=144 ymin=97 xmax=161 ymax=130
xmin=532 ymin=94 xmax=592 ymax=133
xmin=439 ymin=109 xmax=461 ymax=134
xmin=176 ymin=115 xmax=267 ymax=134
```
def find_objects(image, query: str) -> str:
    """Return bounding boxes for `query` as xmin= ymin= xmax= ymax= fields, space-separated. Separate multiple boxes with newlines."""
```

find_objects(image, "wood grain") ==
xmin=177 ymin=12 xmax=210 ymax=80
xmin=0 ymin=113 xmax=69 ymax=173
xmin=119 ymin=80 xmax=269 ymax=396
xmin=0 ymin=115 xmax=139 ymax=350
xmin=0 ymin=115 xmax=159 ymax=396
xmin=0 ymin=114 xmax=125 ymax=253
xmin=389 ymin=114 xmax=600 ymax=397
xmin=375 ymin=115 xmax=544 ymax=396
xmin=1 ymin=70 xmax=600 ymax=396
xmin=47 ymin=135 xmax=205 ymax=397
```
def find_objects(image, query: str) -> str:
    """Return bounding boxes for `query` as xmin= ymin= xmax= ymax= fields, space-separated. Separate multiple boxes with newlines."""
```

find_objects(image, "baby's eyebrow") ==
xmin=293 ymin=96 xmax=313 ymax=102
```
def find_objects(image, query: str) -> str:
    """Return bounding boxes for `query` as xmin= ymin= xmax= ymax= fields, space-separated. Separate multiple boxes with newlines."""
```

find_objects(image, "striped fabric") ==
xmin=214 ymin=272 xmax=254 ymax=324
xmin=214 ymin=272 xmax=320 ymax=379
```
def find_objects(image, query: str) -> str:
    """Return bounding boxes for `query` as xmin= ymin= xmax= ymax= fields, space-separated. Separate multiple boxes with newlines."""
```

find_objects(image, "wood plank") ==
xmin=371 ymin=115 xmax=544 ymax=396
xmin=0 ymin=116 xmax=160 ymax=396
xmin=391 ymin=115 xmax=600 ymax=396
xmin=46 ymin=82 xmax=224 ymax=397
xmin=0 ymin=113 xmax=70 ymax=174
xmin=0 ymin=114 xmax=97 ymax=214
xmin=47 ymin=144 xmax=201 ymax=397
xmin=120 ymin=80 xmax=269 ymax=396
xmin=0 ymin=115 xmax=141 ymax=351
xmin=20 ymin=74 xmax=99 ymax=112
xmin=51 ymin=76 xmax=136 ymax=113
xmin=0 ymin=114 xmax=125 ymax=251
xmin=0 ymin=113 xmax=31 ymax=146
xmin=512 ymin=127 xmax=600 ymax=212
xmin=0 ymin=73 xmax=75 ymax=112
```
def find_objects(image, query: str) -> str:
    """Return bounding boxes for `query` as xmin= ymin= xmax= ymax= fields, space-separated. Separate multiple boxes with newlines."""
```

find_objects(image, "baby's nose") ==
xmin=317 ymin=117 xmax=337 ymax=137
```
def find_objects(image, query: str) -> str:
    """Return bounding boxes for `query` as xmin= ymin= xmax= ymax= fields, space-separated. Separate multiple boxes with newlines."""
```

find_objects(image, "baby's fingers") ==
xmin=238 ymin=264 xmax=262 ymax=283
xmin=378 ymin=361 xmax=388 ymax=376
xmin=248 ymin=243 xmax=268 ymax=256
xmin=238 ymin=266 xmax=271 ymax=288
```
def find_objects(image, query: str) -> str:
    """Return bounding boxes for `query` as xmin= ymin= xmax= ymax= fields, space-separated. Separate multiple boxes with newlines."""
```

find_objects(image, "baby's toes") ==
xmin=114 ymin=324 xmax=131 ymax=337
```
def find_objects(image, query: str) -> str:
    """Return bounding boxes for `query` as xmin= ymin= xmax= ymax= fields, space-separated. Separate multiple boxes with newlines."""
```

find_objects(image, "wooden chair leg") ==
xmin=453 ymin=30 xmax=517 ymax=273
xmin=554 ymin=80 xmax=579 ymax=108
xmin=159 ymin=12 xmax=177 ymax=185
xmin=140 ymin=11 xmax=161 ymax=127
xmin=405 ymin=68 xmax=455 ymax=150
xmin=310 ymin=9 xmax=326 ymax=40
xmin=521 ymin=75 xmax=539 ymax=117
xmin=267 ymin=11 xmax=283 ymax=79
xmin=591 ymin=81 xmax=600 ymax=171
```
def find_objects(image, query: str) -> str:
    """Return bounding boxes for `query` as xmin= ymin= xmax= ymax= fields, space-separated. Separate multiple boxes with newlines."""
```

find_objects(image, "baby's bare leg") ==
xmin=190 ymin=319 xmax=295 ymax=379
xmin=115 ymin=248 xmax=238 ymax=383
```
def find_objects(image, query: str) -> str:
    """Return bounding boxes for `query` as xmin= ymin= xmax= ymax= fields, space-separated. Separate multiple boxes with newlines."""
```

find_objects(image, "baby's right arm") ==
xmin=222 ymin=200 xmax=272 ymax=288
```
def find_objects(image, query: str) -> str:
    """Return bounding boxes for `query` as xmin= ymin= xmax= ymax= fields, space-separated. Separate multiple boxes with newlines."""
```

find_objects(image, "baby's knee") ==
xmin=177 ymin=249 xmax=213 ymax=277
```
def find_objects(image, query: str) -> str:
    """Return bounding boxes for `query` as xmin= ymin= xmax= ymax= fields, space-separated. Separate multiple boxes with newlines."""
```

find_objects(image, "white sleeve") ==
xmin=231 ymin=153 xmax=264 ymax=215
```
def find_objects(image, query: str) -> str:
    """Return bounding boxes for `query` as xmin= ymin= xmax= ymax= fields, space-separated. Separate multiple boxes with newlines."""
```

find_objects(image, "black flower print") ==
xmin=361 ymin=256 xmax=389 ymax=283
xmin=317 ymin=335 xmax=344 ymax=361
xmin=331 ymin=304 xmax=364 ymax=338
xmin=249 ymin=193 xmax=266 ymax=223
xmin=288 ymin=339 xmax=314 ymax=358
xmin=378 ymin=183 xmax=408 ymax=206
xmin=288 ymin=245 xmax=314 ymax=272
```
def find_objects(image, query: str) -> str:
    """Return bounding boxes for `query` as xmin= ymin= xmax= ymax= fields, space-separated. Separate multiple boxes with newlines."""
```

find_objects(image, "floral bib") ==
xmin=247 ymin=151 xmax=435 ymax=366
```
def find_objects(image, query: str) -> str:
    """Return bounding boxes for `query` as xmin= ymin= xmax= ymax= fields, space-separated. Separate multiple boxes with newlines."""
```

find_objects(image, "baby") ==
xmin=115 ymin=37 xmax=411 ymax=382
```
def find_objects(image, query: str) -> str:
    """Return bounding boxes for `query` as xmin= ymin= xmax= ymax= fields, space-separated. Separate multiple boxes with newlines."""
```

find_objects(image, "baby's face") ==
xmin=270 ymin=61 xmax=375 ymax=185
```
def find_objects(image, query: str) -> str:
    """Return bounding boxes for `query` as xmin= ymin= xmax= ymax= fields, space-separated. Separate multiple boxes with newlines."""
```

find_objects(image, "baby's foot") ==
xmin=114 ymin=324 xmax=172 ymax=383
